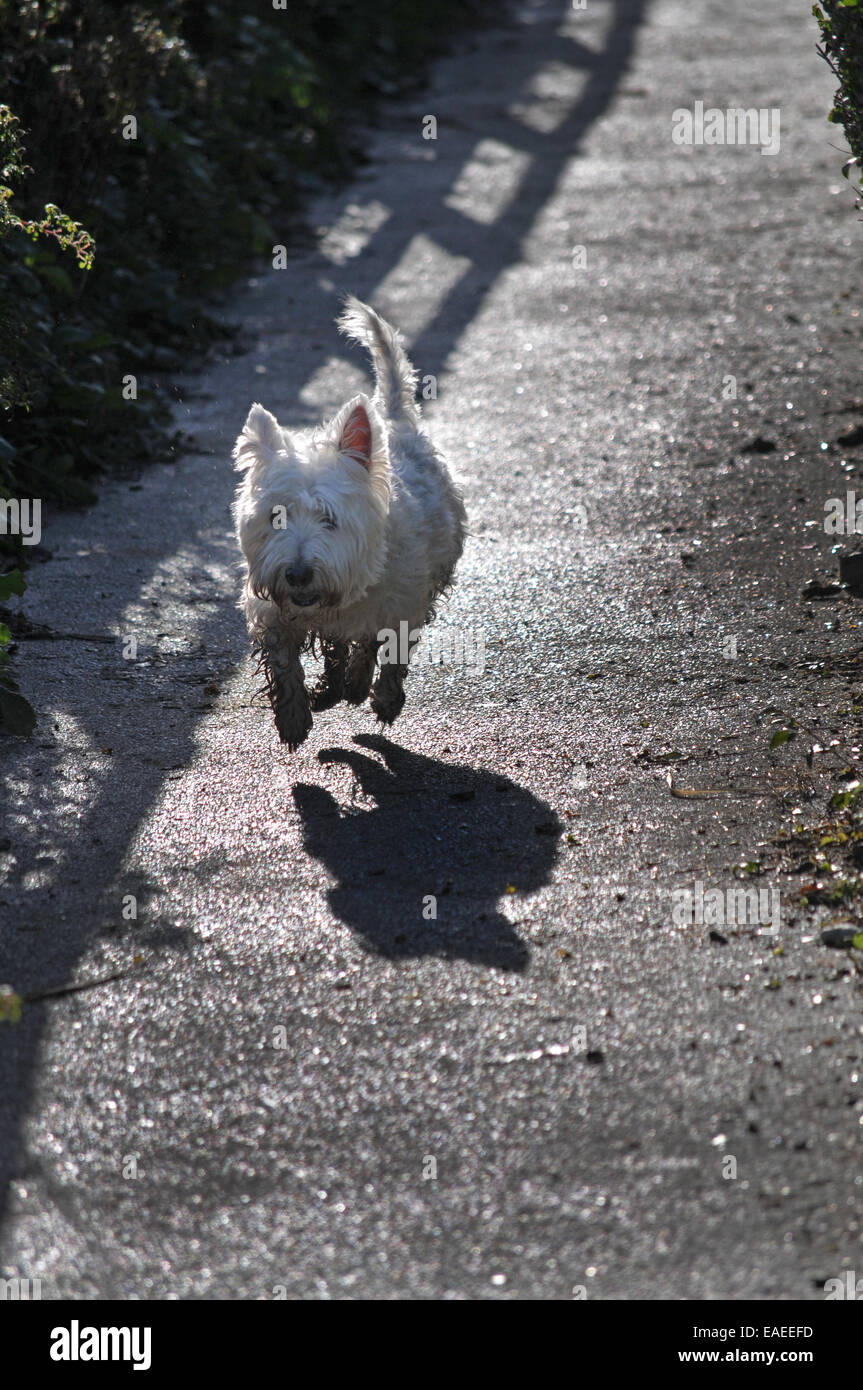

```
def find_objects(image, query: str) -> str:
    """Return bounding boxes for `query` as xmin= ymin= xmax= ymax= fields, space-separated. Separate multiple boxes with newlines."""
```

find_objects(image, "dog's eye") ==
xmin=321 ymin=515 xmax=338 ymax=531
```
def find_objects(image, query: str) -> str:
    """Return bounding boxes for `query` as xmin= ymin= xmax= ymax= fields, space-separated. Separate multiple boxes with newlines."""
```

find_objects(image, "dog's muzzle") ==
xmin=284 ymin=564 xmax=320 ymax=608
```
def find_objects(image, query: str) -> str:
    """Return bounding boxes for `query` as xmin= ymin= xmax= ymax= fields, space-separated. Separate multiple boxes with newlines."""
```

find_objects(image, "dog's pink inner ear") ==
xmin=338 ymin=404 xmax=372 ymax=470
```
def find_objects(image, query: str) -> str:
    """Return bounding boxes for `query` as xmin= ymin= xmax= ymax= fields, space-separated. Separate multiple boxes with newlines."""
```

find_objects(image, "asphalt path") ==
xmin=2 ymin=0 xmax=863 ymax=1299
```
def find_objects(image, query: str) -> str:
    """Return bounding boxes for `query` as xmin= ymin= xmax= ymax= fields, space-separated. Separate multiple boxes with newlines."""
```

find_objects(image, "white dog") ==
xmin=232 ymin=297 xmax=466 ymax=749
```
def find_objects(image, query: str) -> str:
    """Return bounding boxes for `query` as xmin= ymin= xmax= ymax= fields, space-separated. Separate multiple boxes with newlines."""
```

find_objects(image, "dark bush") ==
xmin=814 ymin=0 xmax=863 ymax=203
xmin=0 ymin=0 xmax=495 ymax=513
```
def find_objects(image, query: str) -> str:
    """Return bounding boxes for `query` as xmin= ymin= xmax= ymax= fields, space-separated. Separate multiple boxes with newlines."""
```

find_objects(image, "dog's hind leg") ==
xmin=257 ymin=636 xmax=313 ymax=751
xmin=343 ymin=638 xmax=379 ymax=705
xmin=310 ymin=640 xmax=348 ymax=712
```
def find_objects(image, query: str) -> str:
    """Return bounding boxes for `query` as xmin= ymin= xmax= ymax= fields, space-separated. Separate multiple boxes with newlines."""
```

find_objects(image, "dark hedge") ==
xmin=0 ymin=0 xmax=495 ymax=516
xmin=814 ymin=0 xmax=863 ymax=203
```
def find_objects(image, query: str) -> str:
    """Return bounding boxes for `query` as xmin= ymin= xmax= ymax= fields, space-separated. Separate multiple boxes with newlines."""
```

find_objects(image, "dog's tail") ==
xmin=338 ymin=296 xmax=420 ymax=428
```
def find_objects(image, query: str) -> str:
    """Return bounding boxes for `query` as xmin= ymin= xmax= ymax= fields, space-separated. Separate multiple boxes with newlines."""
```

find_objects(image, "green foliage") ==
xmin=0 ymin=103 xmax=102 ymax=516
xmin=0 ymin=0 xmax=494 ymax=509
xmin=0 ymin=568 xmax=35 ymax=734
xmin=0 ymin=107 xmax=95 ymax=269
xmin=814 ymin=0 xmax=863 ymax=197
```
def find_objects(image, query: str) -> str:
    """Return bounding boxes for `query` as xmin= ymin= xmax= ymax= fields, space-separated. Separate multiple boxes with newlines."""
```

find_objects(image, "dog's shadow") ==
xmin=293 ymin=734 xmax=562 ymax=970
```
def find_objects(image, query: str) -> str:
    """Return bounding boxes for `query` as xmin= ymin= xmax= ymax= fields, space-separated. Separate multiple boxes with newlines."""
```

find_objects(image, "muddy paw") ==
xmin=275 ymin=699 xmax=313 ymax=750
xmin=370 ymin=687 xmax=406 ymax=725
xmin=310 ymin=677 xmax=343 ymax=712
xmin=344 ymin=674 xmax=373 ymax=706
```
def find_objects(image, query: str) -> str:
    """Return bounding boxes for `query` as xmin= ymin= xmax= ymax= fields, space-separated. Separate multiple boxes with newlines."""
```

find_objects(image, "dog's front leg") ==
xmin=310 ymin=640 xmax=348 ymax=712
xmin=343 ymin=638 xmax=379 ymax=705
xmin=258 ymin=635 xmax=313 ymax=751
xmin=370 ymin=627 xmax=423 ymax=724
xmin=370 ymin=661 xmax=408 ymax=724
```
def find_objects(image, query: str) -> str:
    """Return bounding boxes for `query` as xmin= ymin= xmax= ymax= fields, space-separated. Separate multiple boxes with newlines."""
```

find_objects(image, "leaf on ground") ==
xmin=0 ymin=986 xmax=22 ymax=1023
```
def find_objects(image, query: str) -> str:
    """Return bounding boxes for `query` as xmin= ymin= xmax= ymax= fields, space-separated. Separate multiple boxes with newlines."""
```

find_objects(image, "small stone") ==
xmin=820 ymin=926 xmax=861 ymax=948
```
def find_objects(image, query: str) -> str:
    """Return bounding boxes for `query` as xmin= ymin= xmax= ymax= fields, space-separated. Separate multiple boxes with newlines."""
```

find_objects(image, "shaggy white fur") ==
xmin=233 ymin=297 xmax=466 ymax=749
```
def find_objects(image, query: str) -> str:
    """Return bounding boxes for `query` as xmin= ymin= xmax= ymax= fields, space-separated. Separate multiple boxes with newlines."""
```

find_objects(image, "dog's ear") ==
xmin=338 ymin=402 xmax=373 ymax=469
xmin=233 ymin=403 xmax=285 ymax=471
xmin=333 ymin=395 xmax=388 ymax=473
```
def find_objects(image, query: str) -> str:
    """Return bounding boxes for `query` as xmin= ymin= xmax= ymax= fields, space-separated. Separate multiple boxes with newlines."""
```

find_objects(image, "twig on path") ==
xmin=14 ymin=628 xmax=115 ymax=643
xmin=23 ymin=961 xmax=144 ymax=1003
xmin=1 ymin=958 xmax=145 ymax=1022
xmin=666 ymin=772 xmax=793 ymax=799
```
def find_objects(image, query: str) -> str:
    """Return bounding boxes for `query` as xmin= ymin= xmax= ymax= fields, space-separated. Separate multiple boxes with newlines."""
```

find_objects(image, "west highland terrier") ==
xmin=232 ymin=297 xmax=466 ymax=750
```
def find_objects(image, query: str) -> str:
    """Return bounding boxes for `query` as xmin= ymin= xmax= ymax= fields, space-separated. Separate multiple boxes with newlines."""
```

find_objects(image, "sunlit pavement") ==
xmin=2 ymin=0 xmax=863 ymax=1298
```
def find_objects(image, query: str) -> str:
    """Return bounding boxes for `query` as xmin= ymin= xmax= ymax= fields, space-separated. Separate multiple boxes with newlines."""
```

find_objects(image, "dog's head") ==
xmin=232 ymin=394 xmax=391 ymax=615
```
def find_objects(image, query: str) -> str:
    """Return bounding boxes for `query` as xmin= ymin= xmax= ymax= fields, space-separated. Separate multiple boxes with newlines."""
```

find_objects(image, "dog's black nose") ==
xmin=286 ymin=565 xmax=313 ymax=588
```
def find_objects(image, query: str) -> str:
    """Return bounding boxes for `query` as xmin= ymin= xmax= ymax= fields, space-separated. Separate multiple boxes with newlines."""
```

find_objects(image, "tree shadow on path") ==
xmin=0 ymin=0 xmax=647 ymax=1236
